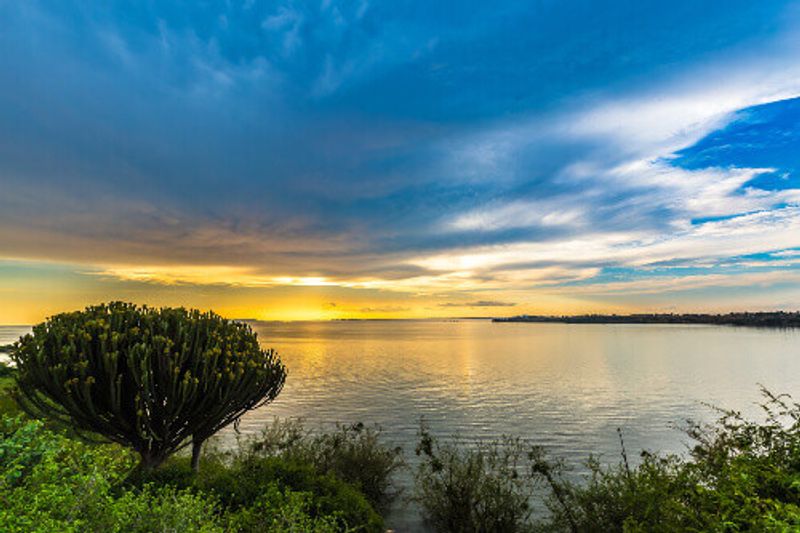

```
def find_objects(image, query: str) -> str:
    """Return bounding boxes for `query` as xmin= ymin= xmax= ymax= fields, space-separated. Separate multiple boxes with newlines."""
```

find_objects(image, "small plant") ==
xmin=0 ymin=363 xmax=19 ymax=418
xmin=0 ymin=361 xmax=15 ymax=378
xmin=243 ymin=419 xmax=405 ymax=511
xmin=12 ymin=302 xmax=286 ymax=471
xmin=414 ymin=422 xmax=541 ymax=533
xmin=139 ymin=451 xmax=385 ymax=532
xmin=225 ymin=483 xmax=350 ymax=533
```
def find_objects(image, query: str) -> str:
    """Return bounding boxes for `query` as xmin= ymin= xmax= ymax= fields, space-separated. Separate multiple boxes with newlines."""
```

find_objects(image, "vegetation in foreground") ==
xmin=0 ymin=415 xmax=382 ymax=532
xmin=3 ymin=302 xmax=800 ymax=532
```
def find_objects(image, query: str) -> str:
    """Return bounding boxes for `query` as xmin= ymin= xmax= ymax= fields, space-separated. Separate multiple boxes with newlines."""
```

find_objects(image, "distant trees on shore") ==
xmin=493 ymin=311 xmax=800 ymax=327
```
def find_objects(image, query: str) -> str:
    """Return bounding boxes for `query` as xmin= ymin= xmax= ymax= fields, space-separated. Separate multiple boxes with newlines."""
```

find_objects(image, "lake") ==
xmin=3 ymin=320 xmax=800 ymax=530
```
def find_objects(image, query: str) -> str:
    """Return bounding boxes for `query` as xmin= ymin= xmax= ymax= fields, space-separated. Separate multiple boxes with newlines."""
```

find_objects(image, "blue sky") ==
xmin=1 ymin=0 xmax=800 ymax=322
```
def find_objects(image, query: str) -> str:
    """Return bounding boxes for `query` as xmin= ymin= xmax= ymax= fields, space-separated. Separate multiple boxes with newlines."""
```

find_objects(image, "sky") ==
xmin=2 ymin=0 xmax=800 ymax=324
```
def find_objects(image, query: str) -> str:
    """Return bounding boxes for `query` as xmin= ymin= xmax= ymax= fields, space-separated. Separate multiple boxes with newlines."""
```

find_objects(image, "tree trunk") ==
xmin=191 ymin=438 xmax=204 ymax=472
xmin=138 ymin=451 xmax=165 ymax=472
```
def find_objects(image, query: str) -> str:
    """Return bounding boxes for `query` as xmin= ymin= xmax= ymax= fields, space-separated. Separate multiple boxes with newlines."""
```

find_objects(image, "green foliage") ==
xmin=0 ymin=416 xmax=365 ymax=533
xmin=12 ymin=302 xmax=286 ymax=469
xmin=141 ymin=451 xmax=385 ymax=533
xmin=225 ymin=483 xmax=351 ymax=533
xmin=0 ymin=365 xmax=20 ymax=418
xmin=0 ymin=416 xmax=223 ymax=533
xmin=0 ymin=416 xmax=130 ymax=532
xmin=535 ymin=451 xmax=702 ymax=533
xmin=0 ymin=361 xmax=15 ymax=378
xmin=97 ymin=484 xmax=225 ymax=533
xmin=0 ymin=392 xmax=19 ymax=418
xmin=414 ymin=423 xmax=540 ymax=533
xmin=242 ymin=419 xmax=405 ymax=511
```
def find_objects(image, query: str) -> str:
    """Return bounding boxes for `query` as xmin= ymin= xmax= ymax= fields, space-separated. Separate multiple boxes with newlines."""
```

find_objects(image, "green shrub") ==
xmin=0 ymin=363 xmax=19 ymax=417
xmin=96 ymin=484 xmax=225 ymax=533
xmin=243 ymin=419 xmax=405 ymax=511
xmin=414 ymin=423 xmax=540 ymax=533
xmin=0 ymin=415 xmax=369 ymax=532
xmin=139 ymin=452 xmax=384 ymax=532
xmin=0 ymin=416 xmax=226 ymax=533
xmin=0 ymin=392 xmax=19 ymax=418
xmin=12 ymin=302 xmax=286 ymax=470
xmin=0 ymin=416 xmax=131 ymax=532
xmin=226 ymin=483 xmax=349 ymax=533
xmin=535 ymin=451 xmax=702 ymax=533
xmin=0 ymin=361 xmax=14 ymax=378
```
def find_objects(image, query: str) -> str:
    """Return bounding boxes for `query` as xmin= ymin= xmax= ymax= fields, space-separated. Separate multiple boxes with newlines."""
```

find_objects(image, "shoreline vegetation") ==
xmin=493 ymin=311 xmax=800 ymax=327
xmin=3 ymin=303 xmax=800 ymax=531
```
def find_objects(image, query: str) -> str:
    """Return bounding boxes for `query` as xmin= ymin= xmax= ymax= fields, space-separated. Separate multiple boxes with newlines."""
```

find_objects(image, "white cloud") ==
xmin=428 ymin=30 xmax=800 ymax=298
xmin=549 ymin=270 xmax=800 ymax=297
xmin=262 ymin=6 xmax=303 ymax=56
xmin=447 ymin=199 xmax=585 ymax=232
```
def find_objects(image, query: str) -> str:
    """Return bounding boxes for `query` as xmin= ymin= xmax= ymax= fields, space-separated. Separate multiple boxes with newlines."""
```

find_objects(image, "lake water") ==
xmin=3 ymin=320 xmax=800 ymax=530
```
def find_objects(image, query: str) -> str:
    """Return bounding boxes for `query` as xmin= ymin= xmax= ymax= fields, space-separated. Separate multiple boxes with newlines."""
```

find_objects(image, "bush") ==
xmin=537 ymin=389 xmax=800 ymax=532
xmin=139 ymin=452 xmax=384 ymax=532
xmin=95 ymin=484 xmax=225 ymax=533
xmin=12 ymin=302 xmax=286 ymax=470
xmin=243 ymin=419 xmax=405 ymax=511
xmin=225 ymin=483 xmax=348 ymax=533
xmin=0 ymin=364 xmax=20 ymax=418
xmin=0 ymin=361 xmax=14 ymax=378
xmin=535 ymin=451 xmax=702 ymax=533
xmin=0 ymin=416 xmax=359 ymax=532
xmin=0 ymin=416 xmax=131 ymax=532
xmin=414 ymin=423 xmax=540 ymax=533
xmin=0 ymin=416 xmax=224 ymax=533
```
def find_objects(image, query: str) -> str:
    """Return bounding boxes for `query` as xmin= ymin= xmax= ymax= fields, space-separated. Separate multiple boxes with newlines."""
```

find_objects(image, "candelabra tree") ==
xmin=11 ymin=302 xmax=286 ymax=471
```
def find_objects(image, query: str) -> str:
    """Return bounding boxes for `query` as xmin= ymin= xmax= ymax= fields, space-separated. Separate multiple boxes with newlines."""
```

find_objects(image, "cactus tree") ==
xmin=12 ymin=302 xmax=286 ymax=471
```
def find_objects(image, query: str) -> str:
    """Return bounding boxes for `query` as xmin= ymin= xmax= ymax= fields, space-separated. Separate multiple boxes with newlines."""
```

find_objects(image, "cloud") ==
xmin=447 ymin=200 xmax=585 ymax=232
xmin=438 ymin=301 xmax=516 ymax=307
xmin=358 ymin=306 xmax=410 ymax=313
xmin=261 ymin=6 xmax=303 ymax=57
xmin=1 ymin=0 xmax=800 ymax=315
xmin=549 ymin=270 xmax=800 ymax=297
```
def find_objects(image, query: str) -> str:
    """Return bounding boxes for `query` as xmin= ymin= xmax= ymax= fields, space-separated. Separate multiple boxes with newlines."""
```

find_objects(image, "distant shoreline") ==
xmin=492 ymin=312 xmax=800 ymax=328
